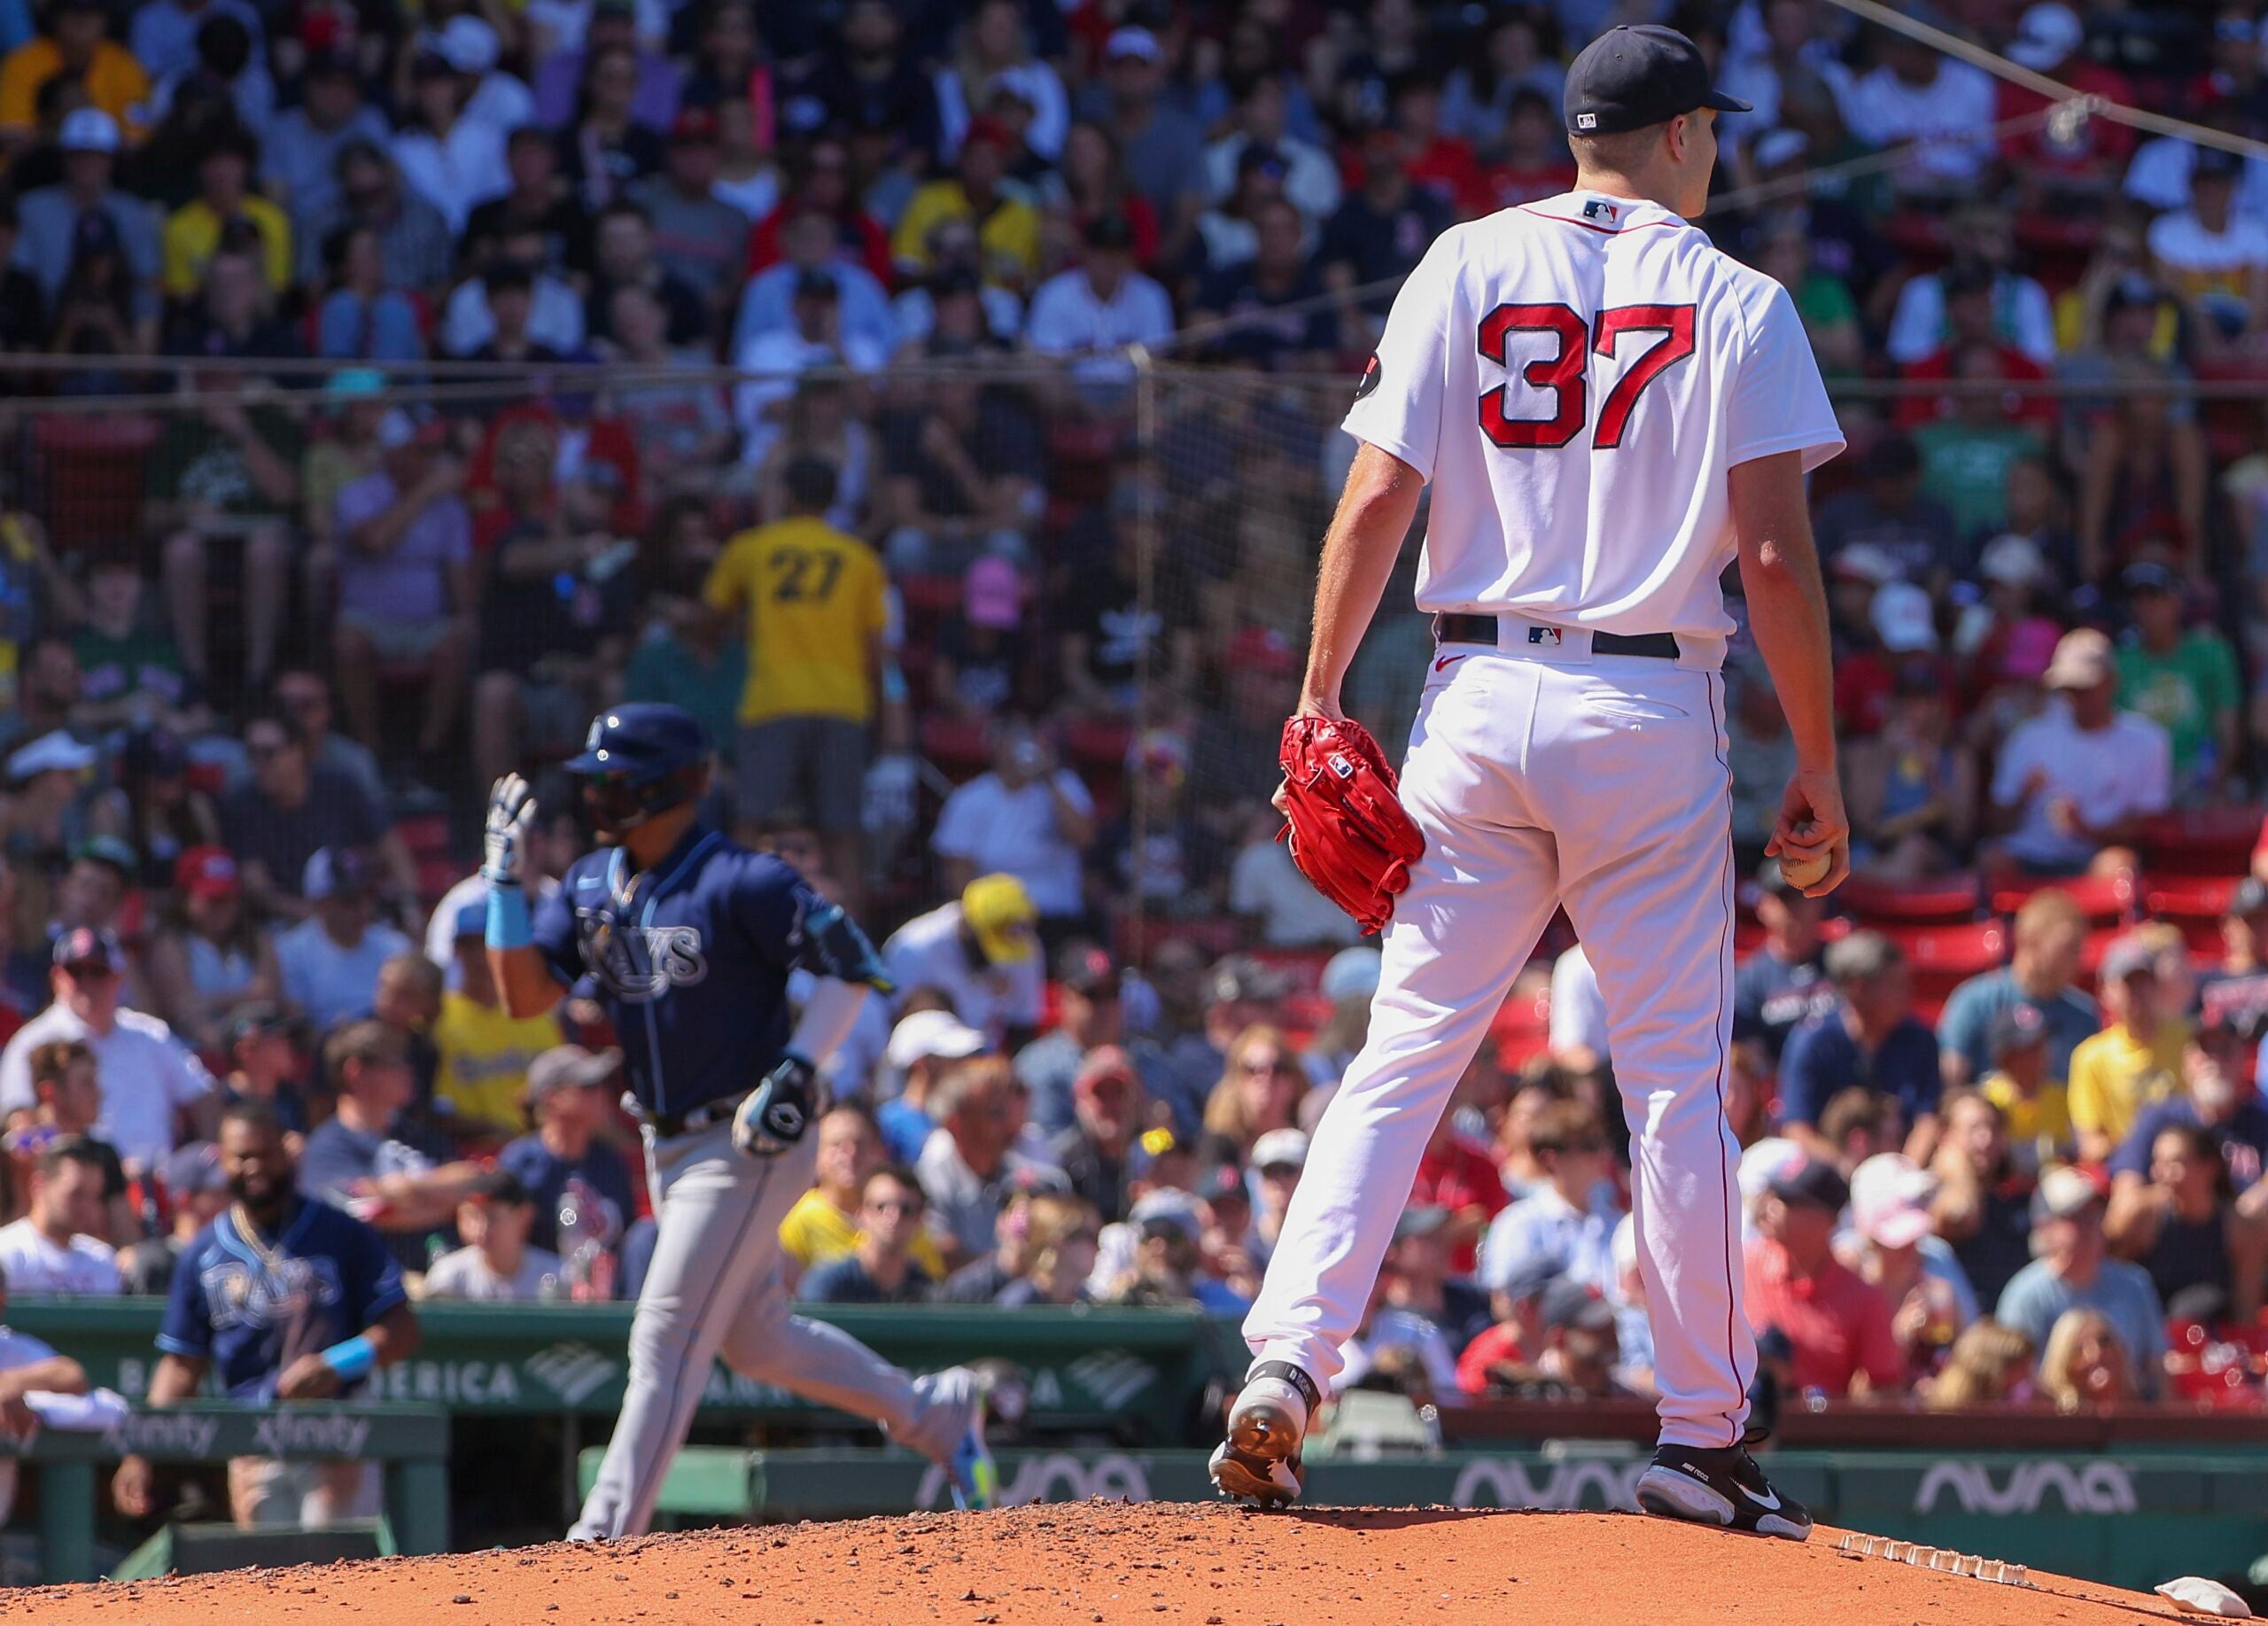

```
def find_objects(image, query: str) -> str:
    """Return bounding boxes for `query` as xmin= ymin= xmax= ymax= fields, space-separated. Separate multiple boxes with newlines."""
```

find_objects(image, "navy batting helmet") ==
xmin=564 ymin=704 xmax=708 ymax=836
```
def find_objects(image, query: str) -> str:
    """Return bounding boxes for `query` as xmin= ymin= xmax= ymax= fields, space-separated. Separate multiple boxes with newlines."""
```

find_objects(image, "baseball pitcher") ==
xmin=484 ymin=704 xmax=995 ymax=1540
xmin=1211 ymin=25 xmax=1846 ymax=1541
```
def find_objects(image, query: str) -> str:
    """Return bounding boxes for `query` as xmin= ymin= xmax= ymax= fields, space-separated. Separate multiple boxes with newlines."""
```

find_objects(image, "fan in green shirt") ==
xmin=621 ymin=614 xmax=747 ymax=751
xmin=1913 ymin=351 xmax=2045 ymax=542
xmin=2115 ymin=561 xmax=2237 ymax=789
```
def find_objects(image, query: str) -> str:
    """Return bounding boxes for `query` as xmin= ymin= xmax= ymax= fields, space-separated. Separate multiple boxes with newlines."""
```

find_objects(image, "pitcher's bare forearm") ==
xmin=1729 ymin=452 xmax=1836 ymax=771
xmin=1301 ymin=442 xmax=1425 ymax=712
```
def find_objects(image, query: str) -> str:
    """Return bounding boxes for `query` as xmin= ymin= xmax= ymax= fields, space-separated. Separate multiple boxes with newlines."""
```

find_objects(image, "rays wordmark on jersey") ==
xmin=577 ymin=912 xmax=710 ymax=1001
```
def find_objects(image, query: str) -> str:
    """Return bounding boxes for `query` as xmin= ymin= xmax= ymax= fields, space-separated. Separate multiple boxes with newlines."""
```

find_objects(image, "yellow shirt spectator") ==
xmin=433 ymin=992 xmax=563 ymax=1135
xmin=891 ymin=180 xmax=1040 ymax=285
xmin=703 ymin=511 xmax=887 ymax=726
xmin=0 ymin=39 xmax=148 ymax=139
xmin=1979 ymin=1072 xmax=2072 ymax=1172
xmin=2066 ymin=1018 xmax=2186 ymax=1152
xmin=779 ymin=1187 xmax=945 ymax=1279
xmin=163 ymin=192 xmax=293 ymax=297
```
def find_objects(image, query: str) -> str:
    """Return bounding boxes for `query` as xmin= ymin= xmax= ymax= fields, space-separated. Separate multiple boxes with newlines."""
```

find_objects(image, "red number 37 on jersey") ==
xmin=1478 ymin=303 xmax=1696 ymax=451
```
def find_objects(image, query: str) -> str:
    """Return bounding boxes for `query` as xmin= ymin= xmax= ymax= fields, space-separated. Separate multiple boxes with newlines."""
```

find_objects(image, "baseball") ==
xmin=1780 ymin=844 xmax=1831 ymax=891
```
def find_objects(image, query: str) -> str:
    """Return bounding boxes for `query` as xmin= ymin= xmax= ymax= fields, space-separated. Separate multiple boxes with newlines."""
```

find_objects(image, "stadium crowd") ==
xmin=1 ymin=0 xmax=2267 ymax=1430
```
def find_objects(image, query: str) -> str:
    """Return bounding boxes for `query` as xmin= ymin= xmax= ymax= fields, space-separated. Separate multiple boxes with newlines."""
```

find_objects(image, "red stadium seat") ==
xmin=1990 ymin=868 xmax=2137 ymax=925
xmin=918 ymin=713 xmax=991 ymax=782
xmin=1837 ymin=873 xmax=1983 ymax=925
xmin=2152 ymin=875 xmax=2242 ymax=919
xmin=1249 ymin=947 xmax=1335 ymax=997
xmin=897 ymin=572 xmax=964 ymax=620
xmin=2150 ymin=875 xmax=2241 ymax=956
xmin=2136 ymin=808 xmax=2264 ymax=876
xmin=1492 ymin=987 xmax=1552 ymax=1072
xmin=31 ymin=411 xmax=160 ymax=556
xmin=1115 ymin=916 xmax=1244 ymax=968
xmin=1886 ymin=921 xmax=2008 ymax=1003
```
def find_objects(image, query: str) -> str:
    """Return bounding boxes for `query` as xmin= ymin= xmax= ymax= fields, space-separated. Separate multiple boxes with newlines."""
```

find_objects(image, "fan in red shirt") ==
xmin=1994 ymin=3 xmax=2135 ymax=194
xmin=1410 ymin=1108 xmax=1510 ymax=1276
xmin=746 ymin=136 xmax=894 ymax=288
xmin=1477 ymin=90 xmax=1575 ymax=213
xmin=2185 ymin=8 xmax=2268 ymax=125
xmin=1392 ymin=78 xmax=1490 ymax=219
xmin=1744 ymin=1159 xmax=1904 ymax=1396
xmin=1895 ymin=264 xmax=2054 ymax=433
xmin=466 ymin=399 xmax=642 ymax=550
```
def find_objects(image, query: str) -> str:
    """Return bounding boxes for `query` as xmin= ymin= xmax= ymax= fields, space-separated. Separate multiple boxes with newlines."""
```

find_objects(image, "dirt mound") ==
xmin=1 ymin=1502 xmax=2181 ymax=1625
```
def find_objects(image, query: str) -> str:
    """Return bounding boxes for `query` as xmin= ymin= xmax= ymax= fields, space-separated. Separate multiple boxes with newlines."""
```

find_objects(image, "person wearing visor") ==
xmin=481 ymin=704 xmax=1000 ymax=1537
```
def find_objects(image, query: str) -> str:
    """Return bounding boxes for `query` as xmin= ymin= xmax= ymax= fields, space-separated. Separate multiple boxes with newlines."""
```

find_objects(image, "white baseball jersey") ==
xmin=1344 ymin=191 xmax=1843 ymax=646
xmin=1243 ymin=187 xmax=1846 ymax=1455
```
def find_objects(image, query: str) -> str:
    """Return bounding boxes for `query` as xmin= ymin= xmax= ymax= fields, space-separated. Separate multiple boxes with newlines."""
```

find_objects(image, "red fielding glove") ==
xmin=1276 ymin=713 xmax=1426 ymax=935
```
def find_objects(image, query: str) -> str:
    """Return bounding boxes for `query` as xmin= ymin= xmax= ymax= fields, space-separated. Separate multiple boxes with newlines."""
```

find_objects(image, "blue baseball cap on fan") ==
xmin=1564 ymin=25 xmax=1750 ymax=136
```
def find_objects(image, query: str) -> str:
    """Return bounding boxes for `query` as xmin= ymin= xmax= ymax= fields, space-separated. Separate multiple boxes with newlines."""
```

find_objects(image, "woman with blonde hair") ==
xmin=2038 ymin=1309 xmax=2138 ymax=1410
xmin=935 ymin=0 xmax=1067 ymax=163
xmin=1924 ymin=1319 xmax=2034 ymax=1408
xmin=1201 ymin=1024 xmax=1306 ymax=1162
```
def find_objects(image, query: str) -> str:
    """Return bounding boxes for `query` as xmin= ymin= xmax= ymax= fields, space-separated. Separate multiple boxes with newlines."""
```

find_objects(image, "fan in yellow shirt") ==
xmin=1976 ymin=1002 xmax=2071 ymax=1171
xmin=2067 ymin=937 xmax=2186 ymax=1164
xmin=780 ymin=1104 xmax=945 ymax=1283
xmin=432 ymin=902 xmax=563 ymax=1140
xmin=0 ymin=4 xmax=149 ymax=142
xmin=889 ymin=121 xmax=1040 ymax=286
xmin=162 ymin=132 xmax=293 ymax=297
xmin=703 ymin=458 xmax=885 ymax=883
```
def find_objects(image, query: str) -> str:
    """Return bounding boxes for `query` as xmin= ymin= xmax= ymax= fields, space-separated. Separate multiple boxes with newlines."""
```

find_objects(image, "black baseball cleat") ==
xmin=1635 ymin=1438 xmax=1813 ymax=1541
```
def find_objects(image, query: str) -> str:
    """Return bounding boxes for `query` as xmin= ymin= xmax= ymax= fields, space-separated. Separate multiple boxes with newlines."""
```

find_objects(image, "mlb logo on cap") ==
xmin=1563 ymin=24 xmax=1751 ymax=136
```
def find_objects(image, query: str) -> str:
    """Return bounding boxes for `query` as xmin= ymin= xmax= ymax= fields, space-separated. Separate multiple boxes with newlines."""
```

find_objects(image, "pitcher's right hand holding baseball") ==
xmin=1768 ymin=764 xmax=1849 ymax=897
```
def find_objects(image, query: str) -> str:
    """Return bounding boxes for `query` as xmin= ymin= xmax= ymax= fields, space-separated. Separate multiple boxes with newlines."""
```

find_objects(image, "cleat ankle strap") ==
xmin=1248 ymin=1360 xmax=1323 ymax=1421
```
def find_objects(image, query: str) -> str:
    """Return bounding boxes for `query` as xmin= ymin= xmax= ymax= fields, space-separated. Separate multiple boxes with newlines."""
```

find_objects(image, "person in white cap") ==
xmin=12 ymin=108 xmax=159 ymax=332
xmin=1990 ymin=626 xmax=2171 ymax=876
xmin=1841 ymin=1151 xmax=1975 ymax=1379
xmin=390 ymin=46 xmax=511 ymax=237
xmin=436 ymin=15 xmax=535 ymax=138
xmin=1994 ymin=1164 xmax=2165 ymax=1396
xmin=1995 ymin=3 xmax=2135 ymax=195
xmin=875 ymin=1007 xmax=989 ymax=1164
xmin=1244 ymin=1127 xmax=1308 ymax=1267
xmin=1083 ymin=26 xmax=1204 ymax=238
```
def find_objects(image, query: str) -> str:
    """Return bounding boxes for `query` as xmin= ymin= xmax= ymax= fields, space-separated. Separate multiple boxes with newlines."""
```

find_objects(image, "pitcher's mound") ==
xmin=3 ymin=1502 xmax=2179 ymax=1625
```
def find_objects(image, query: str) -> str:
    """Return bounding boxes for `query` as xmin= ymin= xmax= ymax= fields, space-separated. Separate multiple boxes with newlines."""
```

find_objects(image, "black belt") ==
xmin=1433 ymin=613 xmax=1680 ymax=660
xmin=626 ymin=1089 xmax=748 ymax=1139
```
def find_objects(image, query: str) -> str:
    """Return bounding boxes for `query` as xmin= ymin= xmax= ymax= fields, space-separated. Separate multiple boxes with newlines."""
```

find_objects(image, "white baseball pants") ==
xmin=571 ymin=1121 xmax=966 ymax=1539
xmin=1244 ymin=631 xmax=1755 ymax=1450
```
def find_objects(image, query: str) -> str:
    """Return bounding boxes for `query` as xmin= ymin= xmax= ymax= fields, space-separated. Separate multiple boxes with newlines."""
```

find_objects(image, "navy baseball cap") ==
xmin=1565 ymin=25 xmax=1749 ymax=136
xmin=52 ymin=926 xmax=122 ymax=973
xmin=565 ymin=704 xmax=708 ymax=782
xmin=1768 ymin=1157 xmax=1849 ymax=1213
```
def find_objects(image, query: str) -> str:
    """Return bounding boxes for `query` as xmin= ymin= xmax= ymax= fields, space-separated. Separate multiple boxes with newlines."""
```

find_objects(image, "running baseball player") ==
xmin=1210 ymin=26 xmax=1845 ymax=1541
xmin=483 ymin=704 xmax=995 ymax=1540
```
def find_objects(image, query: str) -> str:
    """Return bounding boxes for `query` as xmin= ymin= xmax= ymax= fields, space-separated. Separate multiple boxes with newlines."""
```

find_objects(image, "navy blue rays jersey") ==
xmin=158 ymin=1200 xmax=406 ymax=1401
xmin=532 ymin=823 xmax=880 ymax=1117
